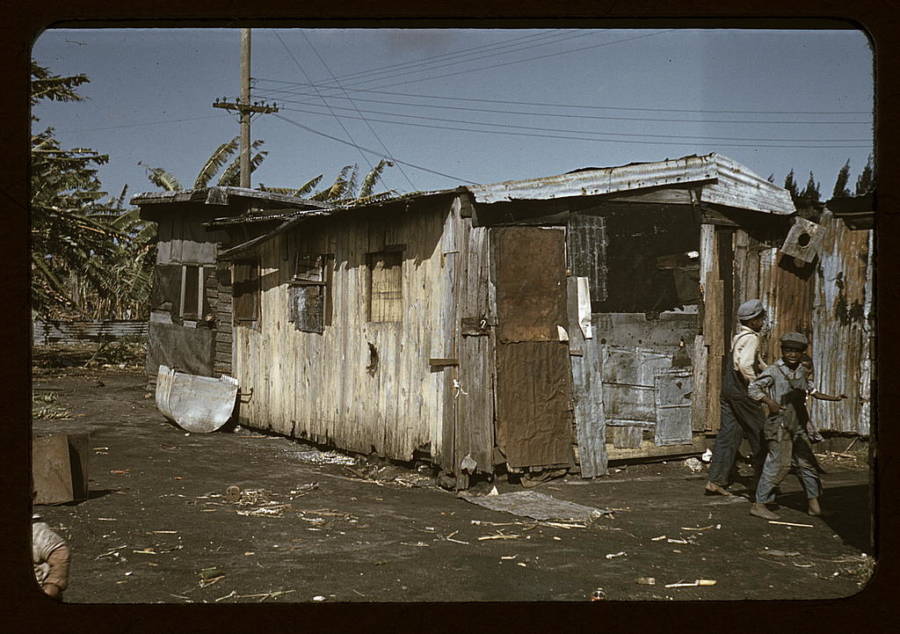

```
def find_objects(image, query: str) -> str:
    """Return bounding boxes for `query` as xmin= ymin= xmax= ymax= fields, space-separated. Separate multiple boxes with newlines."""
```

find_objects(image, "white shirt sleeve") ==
xmin=734 ymin=332 xmax=760 ymax=383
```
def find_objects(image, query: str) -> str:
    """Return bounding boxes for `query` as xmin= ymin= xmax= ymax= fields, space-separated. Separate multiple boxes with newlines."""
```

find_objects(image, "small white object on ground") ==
xmin=684 ymin=457 xmax=703 ymax=473
xmin=605 ymin=551 xmax=626 ymax=559
xmin=312 ymin=595 xmax=326 ymax=601
xmin=701 ymin=448 xmax=713 ymax=463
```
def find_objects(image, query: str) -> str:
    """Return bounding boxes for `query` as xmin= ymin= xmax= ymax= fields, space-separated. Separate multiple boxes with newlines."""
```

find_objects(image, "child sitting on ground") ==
xmin=747 ymin=332 xmax=846 ymax=520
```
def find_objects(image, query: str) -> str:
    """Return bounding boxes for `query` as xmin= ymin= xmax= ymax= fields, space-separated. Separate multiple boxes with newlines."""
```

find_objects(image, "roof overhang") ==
xmin=130 ymin=186 xmax=328 ymax=210
xmin=825 ymin=194 xmax=874 ymax=230
xmin=464 ymin=153 xmax=795 ymax=216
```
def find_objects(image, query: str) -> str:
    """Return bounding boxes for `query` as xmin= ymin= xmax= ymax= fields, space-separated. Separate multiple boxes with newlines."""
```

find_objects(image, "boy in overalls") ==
xmin=748 ymin=332 xmax=846 ymax=520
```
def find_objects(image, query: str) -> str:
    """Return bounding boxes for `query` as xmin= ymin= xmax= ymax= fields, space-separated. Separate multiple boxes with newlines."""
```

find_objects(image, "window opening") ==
xmin=368 ymin=250 xmax=403 ymax=322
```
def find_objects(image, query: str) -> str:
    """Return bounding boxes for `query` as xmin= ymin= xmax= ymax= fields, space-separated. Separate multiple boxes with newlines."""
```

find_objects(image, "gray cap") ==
xmin=736 ymin=299 xmax=765 ymax=320
xmin=780 ymin=332 xmax=809 ymax=349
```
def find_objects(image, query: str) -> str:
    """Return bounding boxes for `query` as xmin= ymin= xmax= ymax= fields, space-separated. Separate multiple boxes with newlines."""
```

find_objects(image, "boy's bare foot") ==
xmin=704 ymin=482 xmax=733 ymax=496
xmin=750 ymin=502 xmax=780 ymax=520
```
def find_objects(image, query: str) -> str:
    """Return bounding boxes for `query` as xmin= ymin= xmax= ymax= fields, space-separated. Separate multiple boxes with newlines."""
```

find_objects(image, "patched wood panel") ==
xmin=567 ymin=277 xmax=606 ymax=478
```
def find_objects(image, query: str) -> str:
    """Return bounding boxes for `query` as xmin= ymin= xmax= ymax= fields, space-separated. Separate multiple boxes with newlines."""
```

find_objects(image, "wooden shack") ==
xmin=203 ymin=153 xmax=806 ymax=485
xmin=134 ymin=187 xmax=326 ymax=382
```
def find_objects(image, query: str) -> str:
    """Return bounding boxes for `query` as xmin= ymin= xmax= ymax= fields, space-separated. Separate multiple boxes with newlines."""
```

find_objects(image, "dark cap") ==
xmin=780 ymin=332 xmax=809 ymax=349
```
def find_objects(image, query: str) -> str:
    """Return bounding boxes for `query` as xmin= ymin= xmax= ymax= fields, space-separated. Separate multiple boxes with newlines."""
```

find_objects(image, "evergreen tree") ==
xmin=800 ymin=171 xmax=820 ymax=204
xmin=783 ymin=169 xmax=799 ymax=199
xmin=832 ymin=160 xmax=851 ymax=199
xmin=855 ymin=153 xmax=875 ymax=195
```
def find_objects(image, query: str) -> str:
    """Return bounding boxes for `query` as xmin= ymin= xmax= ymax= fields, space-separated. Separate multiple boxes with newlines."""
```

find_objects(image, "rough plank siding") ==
xmin=808 ymin=211 xmax=871 ymax=434
xmin=454 ymin=217 xmax=495 ymax=476
xmin=439 ymin=206 xmax=459 ymax=474
xmin=694 ymin=224 xmax=724 ymax=432
xmin=566 ymin=277 xmax=607 ymax=478
xmin=233 ymin=200 xmax=451 ymax=463
xmin=214 ymin=262 xmax=233 ymax=376
xmin=444 ymin=210 xmax=494 ymax=476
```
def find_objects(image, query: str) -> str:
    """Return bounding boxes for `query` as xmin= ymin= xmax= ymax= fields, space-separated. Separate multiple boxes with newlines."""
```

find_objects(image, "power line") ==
xmin=278 ymin=30 xmax=680 ymax=92
xmin=298 ymin=30 xmax=418 ymax=191
xmin=272 ymin=29 xmax=375 ymax=176
xmin=307 ymin=30 xmax=599 ymax=89
xmin=277 ymin=103 xmax=870 ymax=144
xmin=55 ymin=114 xmax=231 ymax=133
xmin=276 ymin=106 xmax=871 ymax=150
xmin=256 ymin=79 xmax=872 ymax=116
xmin=309 ymin=29 xmax=583 ymax=86
xmin=273 ymin=113 xmax=478 ymax=185
xmin=255 ymin=92 xmax=872 ymax=126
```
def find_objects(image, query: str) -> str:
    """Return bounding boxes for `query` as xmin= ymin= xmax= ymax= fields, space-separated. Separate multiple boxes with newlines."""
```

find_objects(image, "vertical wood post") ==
xmin=240 ymin=28 xmax=252 ymax=189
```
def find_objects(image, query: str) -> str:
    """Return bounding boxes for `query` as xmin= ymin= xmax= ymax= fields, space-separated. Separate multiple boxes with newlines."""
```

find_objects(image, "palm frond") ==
xmin=314 ymin=165 xmax=356 ymax=201
xmin=295 ymin=174 xmax=323 ymax=196
xmin=359 ymin=159 xmax=394 ymax=200
xmin=217 ymin=140 xmax=266 ymax=187
xmin=146 ymin=167 xmax=182 ymax=191
xmin=194 ymin=137 xmax=239 ymax=189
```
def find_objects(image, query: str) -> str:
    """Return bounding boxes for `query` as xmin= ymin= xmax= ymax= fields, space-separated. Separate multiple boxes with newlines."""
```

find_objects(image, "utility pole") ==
xmin=212 ymin=28 xmax=278 ymax=189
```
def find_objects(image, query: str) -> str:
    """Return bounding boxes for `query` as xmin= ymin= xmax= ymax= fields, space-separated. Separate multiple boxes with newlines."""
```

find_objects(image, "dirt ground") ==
xmin=29 ymin=356 xmax=875 ymax=605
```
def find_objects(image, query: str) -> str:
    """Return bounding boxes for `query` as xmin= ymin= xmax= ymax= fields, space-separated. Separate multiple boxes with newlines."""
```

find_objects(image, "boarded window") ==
xmin=233 ymin=260 xmax=260 ymax=323
xmin=150 ymin=264 xmax=183 ymax=314
xmin=368 ymin=250 xmax=403 ymax=322
xmin=289 ymin=253 xmax=333 ymax=333
xmin=181 ymin=265 xmax=201 ymax=318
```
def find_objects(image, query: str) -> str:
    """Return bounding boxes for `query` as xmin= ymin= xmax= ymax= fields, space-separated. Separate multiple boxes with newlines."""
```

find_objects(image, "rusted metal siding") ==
xmin=233 ymin=198 xmax=452 ymax=463
xmin=466 ymin=153 xmax=794 ymax=216
xmin=32 ymin=320 xmax=148 ymax=345
xmin=494 ymin=227 xmax=568 ymax=343
xmin=808 ymin=211 xmax=872 ymax=435
xmin=495 ymin=341 xmax=574 ymax=469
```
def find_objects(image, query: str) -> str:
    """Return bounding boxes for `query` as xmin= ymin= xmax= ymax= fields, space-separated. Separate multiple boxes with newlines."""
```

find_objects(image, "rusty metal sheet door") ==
xmin=493 ymin=227 xmax=573 ymax=469
xmin=494 ymin=227 xmax=568 ymax=343
xmin=496 ymin=341 xmax=574 ymax=469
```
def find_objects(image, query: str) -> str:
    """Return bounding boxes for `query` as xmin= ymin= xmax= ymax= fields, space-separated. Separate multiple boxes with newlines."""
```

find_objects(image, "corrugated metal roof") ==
xmin=130 ymin=186 xmax=328 ymax=210
xmin=465 ymin=153 xmax=795 ymax=215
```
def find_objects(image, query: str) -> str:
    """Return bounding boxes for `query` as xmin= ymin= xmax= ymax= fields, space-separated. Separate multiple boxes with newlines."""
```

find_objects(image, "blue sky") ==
xmin=31 ymin=27 xmax=873 ymax=203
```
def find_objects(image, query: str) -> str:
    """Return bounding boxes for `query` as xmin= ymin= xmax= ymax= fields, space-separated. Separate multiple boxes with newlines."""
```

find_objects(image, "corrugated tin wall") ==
xmin=33 ymin=320 xmax=148 ymax=346
xmin=808 ymin=211 xmax=872 ymax=435
xmin=731 ymin=214 xmax=872 ymax=436
xmin=234 ymin=200 xmax=452 ymax=462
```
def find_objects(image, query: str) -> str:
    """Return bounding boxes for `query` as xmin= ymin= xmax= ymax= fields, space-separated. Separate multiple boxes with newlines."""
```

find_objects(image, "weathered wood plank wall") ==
xmin=234 ymin=198 xmax=453 ymax=462
xmin=450 ymin=214 xmax=496 ymax=481
xmin=692 ymin=224 xmax=722 ymax=433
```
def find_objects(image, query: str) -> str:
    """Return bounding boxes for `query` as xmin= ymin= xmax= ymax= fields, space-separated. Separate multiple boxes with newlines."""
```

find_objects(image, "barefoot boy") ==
xmin=747 ymin=332 xmax=846 ymax=520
